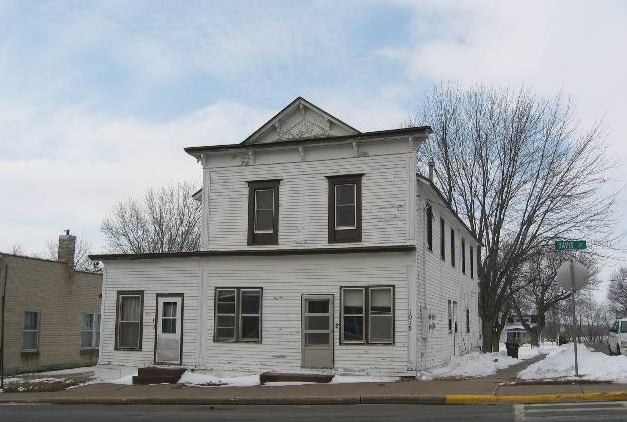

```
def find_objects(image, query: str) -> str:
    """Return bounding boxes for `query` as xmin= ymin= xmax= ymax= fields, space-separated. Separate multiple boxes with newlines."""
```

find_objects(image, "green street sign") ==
xmin=555 ymin=240 xmax=587 ymax=251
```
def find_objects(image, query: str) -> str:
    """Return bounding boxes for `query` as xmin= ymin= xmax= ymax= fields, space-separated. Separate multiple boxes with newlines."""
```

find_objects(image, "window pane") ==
xmin=217 ymin=290 xmax=235 ymax=314
xmin=370 ymin=315 xmax=392 ymax=342
xmin=336 ymin=204 xmax=355 ymax=228
xmin=306 ymin=333 xmax=330 ymax=345
xmin=343 ymin=289 xmax=363 ymax=314
xmin=255 ymin=189 xmax=274 ymax=210
xmin=335 ymin=184 xmax=355 ymax=206
xmin=241 ymin=316 xmax=260 ymax=340
xmin=241 ymin=290 xmax=260 ymax=314
xmin=255 ymin=209 xmax=274 ymax=232
xmin=621 ymin=321 xmax=627 ymax=333
xmin=120 ymin=296 xmax=140 ymax=321
xmin=370 ymin=289 xmax=392 ymax=315
xmin=307 ymin=315 xmax=329 ymax=331
xmin=23 ymin=331 xmax=37 ymax=350
xmin=163 ymin=302 xmax=177 ymax=318
xmin=216 ymin=328 xmax=235 ymax=340
xmin=217 ymin=301 xmax=235 ymax=314
xmin=162 ymin=318 xmax=176 ymax=334
xmin=82 ymin=313 xmax=93 ymax=330
xmin=24 ymin=311 xmax=38 ymax=330
xmin=118 ymin=322 xmax=139 ymax=348
xmin=307 ymin=300 xmax=329 ymax=314
xmin=343 ymin=316 xmax=364 ymax=341
xmin=81 ymin=331 xmax=92 ymax=348
xmin=217 ymin=315 xmax=236 ymax=329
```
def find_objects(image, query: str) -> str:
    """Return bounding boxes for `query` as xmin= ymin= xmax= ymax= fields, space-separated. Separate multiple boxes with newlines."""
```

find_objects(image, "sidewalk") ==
xmin=1 ymin=356 xmax=626 ymax=405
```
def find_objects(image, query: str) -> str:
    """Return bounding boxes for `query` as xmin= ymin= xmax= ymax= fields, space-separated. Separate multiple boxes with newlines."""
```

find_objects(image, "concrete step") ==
xmin=133 ymin=367 xmax=186 ymax=385
xmin=259 ymin=372 xmax=334 ymax=384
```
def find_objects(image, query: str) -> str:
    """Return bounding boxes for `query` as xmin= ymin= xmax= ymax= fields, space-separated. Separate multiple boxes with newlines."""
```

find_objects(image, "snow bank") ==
xmin=179 ymin=372 xmax=259 ymax=387
xmin=424 ymin=352 xmax=519 ymax=379
xmin=518 ymin=343 xmax=627 ymax=382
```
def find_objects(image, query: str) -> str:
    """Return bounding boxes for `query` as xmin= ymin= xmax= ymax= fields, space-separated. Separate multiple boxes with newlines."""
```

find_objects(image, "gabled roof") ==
xmin=240 ymin=97 xmax=360 ymax=145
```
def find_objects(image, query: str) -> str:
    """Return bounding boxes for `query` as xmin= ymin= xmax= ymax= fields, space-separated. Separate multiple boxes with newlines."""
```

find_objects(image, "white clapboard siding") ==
xmin=99 ymin=259 xmax=201 ymax=369
xmin=200 ymin=252 xmax=412 ymax=376
xmin=415 ymin=180 xmax=482 ymax=371
xmin=206 ymin=149 xmax=410 ymax=250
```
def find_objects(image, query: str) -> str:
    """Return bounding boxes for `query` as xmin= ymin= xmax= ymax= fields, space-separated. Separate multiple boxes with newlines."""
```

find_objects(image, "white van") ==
xmin=608 ymin=318 xmax=627 ymax=355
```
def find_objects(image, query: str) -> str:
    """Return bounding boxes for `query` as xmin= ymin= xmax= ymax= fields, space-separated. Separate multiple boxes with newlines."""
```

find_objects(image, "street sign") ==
xmin=556 ymin=259 xmax=589 ymax=291
xmin=555 ymin=240 xmax=587 ymax=251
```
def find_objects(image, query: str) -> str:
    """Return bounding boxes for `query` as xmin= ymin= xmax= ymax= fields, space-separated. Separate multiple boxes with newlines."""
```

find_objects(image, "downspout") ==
xmin=1 ymin=262 xmax=8 ymax=390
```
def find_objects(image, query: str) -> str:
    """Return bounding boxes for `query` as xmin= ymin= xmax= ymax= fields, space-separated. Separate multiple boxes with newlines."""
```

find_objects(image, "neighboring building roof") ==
xmin=0 ymin=253 xmax=102 ymax=276
xmin=89 ymin=244 xmax=415 ymax=261
xmin=240 ymin=97 xmax=361 ymax=145
xmin=192 ymin=188 xmax=202 ymax=203
xmin=416 ymin=174 xmax=481 ymax=245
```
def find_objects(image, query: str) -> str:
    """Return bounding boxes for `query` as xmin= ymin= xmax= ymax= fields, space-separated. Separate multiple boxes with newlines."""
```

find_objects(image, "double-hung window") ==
xmin=23 ymin=311 xmax=39 ymax=351
xmin=470 ymin=246 xmax=474 ymax=278
xmin=327 ymin=174 xmax=362 ymax=243
xmin=426 ymin=204 xmax=433 ymax=251
xmin=81 ymin=312 xmax=101 ymax=349
xmin=215 ymin=288 xmax=262 ymax=342
xmin=341 ymin=286 xmax=394 ymax=344
xmin=248 ymin=180 xmax=280 ymax=245
xmin=115 ymin=291 xmax=143 ymax=350
xmin=440 ymin=218 xmax=445 ymax=261
xmin=450 ymin=228 xmax=455 ymax=267
xmin=461 ymin=238 xmax=466 ymax=274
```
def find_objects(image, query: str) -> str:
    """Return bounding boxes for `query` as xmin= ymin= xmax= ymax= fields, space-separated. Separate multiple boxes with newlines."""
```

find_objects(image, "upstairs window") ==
xmin=470 ymin=246 xmax=474 ymax=278
xmin=450 ymin=228 xmax=456 ymax=267
xmin=23 ymin=311 xmax=39 ymax=351
xmin=327 ymin=174 xmax=362 ymax=243
xmin=115 ymin=291 xmax=143 ymax=350
xmin=440 ymin=218 xmax=445 ymax=261
xmin=461 ymin=238 xmax=466 ymax=274
xmin=248 ymin=180 xmax=280 ymax=245
xmin=426 ymin=204 xmax=433 ymax=251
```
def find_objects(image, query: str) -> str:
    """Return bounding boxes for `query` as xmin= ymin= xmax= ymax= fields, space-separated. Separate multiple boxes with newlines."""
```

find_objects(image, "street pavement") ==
xmin=1 ymin=349 xmax=626 ymax=406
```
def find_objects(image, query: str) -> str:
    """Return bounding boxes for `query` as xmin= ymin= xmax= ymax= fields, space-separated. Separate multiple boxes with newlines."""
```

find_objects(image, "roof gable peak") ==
xmin=241 ymin=97 xmax=360 ymax=145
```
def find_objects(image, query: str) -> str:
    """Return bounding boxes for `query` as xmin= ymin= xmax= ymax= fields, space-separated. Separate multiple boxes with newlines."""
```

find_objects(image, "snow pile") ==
xmin=330 ymin=375 xmax=395 ymax=384
xmin=518 ymin=343 xmax=627 ymax=382
xmin=179 ymin=372 xmax=259 ymax=387
xmin=425 ymin=352 xmax=520 ymax=379
xmin=517 ymin=343 xmax=560 ymax=360
xmin=106 ymin=375 xmax=135 ymax=385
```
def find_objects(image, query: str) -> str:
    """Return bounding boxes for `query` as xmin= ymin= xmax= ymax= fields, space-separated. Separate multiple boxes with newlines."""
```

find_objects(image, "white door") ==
xmin=302 ymin=295 xmax=334 ymax=369
xmin=155 ymin=295 xmax=183 ymax=364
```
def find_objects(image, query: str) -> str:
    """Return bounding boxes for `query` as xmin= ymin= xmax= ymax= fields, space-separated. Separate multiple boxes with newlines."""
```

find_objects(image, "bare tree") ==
xmin=46 ymin=235 xmax=98 ymax=273
xmin=101 ymin=181 xmax=201 ymax=253
xmin=413 ymin=83 xmax=616 ymax=352
xmin=510 ymin=248 xmax=598 ymax=346
xmin=607 ymin=266 xmax=627 ymax=317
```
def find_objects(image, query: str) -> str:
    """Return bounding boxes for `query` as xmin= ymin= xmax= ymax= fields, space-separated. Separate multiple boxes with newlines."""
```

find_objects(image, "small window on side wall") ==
xmin=23 ymin=311 xmax=39 ymax=351
xmin=426 ymin=204 xmax=433 ymax=251
xmin=327 ymin=174 xmax=363 ymax=243
xmin=248 ymin=180 xmax=280 ymax=245
xmin=81 ymin=312 xmax=101 ymax=348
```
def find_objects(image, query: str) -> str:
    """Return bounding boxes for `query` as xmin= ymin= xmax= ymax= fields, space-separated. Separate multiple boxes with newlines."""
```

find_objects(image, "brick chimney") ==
xmin=58 ymin=229 xmax=76 ymax=269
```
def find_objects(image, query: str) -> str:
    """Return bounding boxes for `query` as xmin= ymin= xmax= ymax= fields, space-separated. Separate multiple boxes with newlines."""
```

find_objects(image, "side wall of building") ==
xmin=415 ymin=180 xmax=481 ymax=371
xmin=0 ymin=255 xmax=102 ymax=375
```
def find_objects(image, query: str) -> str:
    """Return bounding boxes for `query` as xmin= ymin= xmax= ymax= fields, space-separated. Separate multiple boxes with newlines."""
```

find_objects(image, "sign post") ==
xmin=555 ymin=240 xmax=588 ymax=377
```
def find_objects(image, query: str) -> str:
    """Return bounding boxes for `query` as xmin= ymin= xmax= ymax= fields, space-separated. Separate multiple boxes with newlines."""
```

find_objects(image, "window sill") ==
xmin=79 ymin=348 xmax=100 ymax=356
xmin=21 ymin=350 xmax=39 ymax=357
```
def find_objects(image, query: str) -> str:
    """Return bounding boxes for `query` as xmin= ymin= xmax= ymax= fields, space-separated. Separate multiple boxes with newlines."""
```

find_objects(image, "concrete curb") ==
xmin=2 ymin=392 xmax=627 ymax=405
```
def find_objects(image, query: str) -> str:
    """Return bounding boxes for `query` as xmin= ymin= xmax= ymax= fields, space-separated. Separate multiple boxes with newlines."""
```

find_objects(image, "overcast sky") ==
xmin=1 ymin=1 xmax=625 ymax=296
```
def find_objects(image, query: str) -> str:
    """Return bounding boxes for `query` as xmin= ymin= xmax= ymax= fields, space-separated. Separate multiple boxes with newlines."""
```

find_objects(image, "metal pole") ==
xmin=570 ymin=258 xmax=578 ymax=377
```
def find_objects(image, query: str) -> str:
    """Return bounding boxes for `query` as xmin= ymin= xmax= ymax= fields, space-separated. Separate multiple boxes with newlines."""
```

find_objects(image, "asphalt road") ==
xmin=2 ymin=403 xmax=627 ymax=422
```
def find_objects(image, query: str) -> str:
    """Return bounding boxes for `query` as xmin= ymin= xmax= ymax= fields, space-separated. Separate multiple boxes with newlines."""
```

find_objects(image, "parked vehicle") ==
xmin=608 ymin=319 xmax=627 ymax=355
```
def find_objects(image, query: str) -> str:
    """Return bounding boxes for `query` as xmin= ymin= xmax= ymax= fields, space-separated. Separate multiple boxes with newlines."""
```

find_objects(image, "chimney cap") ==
xmin=64 ymin=229 xmax=70 ymax=236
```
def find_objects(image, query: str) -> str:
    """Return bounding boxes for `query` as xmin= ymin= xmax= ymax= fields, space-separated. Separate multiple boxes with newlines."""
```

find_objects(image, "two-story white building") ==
xmin=92 ymin=97 xmax=481 ymax=380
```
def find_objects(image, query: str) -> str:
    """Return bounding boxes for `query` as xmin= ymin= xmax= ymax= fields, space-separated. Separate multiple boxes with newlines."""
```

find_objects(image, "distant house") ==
xmin=0 ymin=232 xmax=102 ymax=375
xmin=92 ymin=97 xmax=481 ymax=380
xmin=500 ymin=315 xmax=538 ymax=344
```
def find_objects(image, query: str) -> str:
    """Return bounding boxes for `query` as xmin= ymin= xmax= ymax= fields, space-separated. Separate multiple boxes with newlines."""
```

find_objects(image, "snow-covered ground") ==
xmin=518 ymin=343 xmax=627 ymax=383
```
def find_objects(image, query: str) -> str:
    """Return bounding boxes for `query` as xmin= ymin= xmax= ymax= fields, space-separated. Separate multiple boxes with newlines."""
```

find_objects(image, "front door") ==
xmin=302 ymin=295 xmax=334 ymax=369
xmin=155 ymin=294 xmax=183 ymax=365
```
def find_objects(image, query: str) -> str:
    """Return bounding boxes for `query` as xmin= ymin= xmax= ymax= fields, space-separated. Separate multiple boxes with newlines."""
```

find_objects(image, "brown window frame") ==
xmin=214 ymin=287 xmax=263 ymax=343
xmin=461 ymin=238 xmax=466 ymax=274
xmin=470 ymin=246 xmax=474 ymax=278
xmin=466 ymin=308 xmax=470 ymax=333
xmin=450 ymin=228 xmax=455 ymax=267
xmin=247 ymin=180 xmax=280 ymax=245
xmin=440 ymin=218 xmax=445 ymax=261
xmin=327 ymin=174 xmax=363 ymax=243
xmin=340 ymin=285 xmax=395 ymax=345
xmin=426 ymin=204 xmax=433 ymax=251
xmin=114 ymin=290 xmax=144 ymax=351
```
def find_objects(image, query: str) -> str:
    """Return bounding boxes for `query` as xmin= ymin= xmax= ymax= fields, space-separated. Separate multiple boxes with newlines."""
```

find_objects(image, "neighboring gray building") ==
xmin=0 ymin=232 xmax=102 ymax=375
xmin=93 ymin=97 xmax=481 ymax=380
